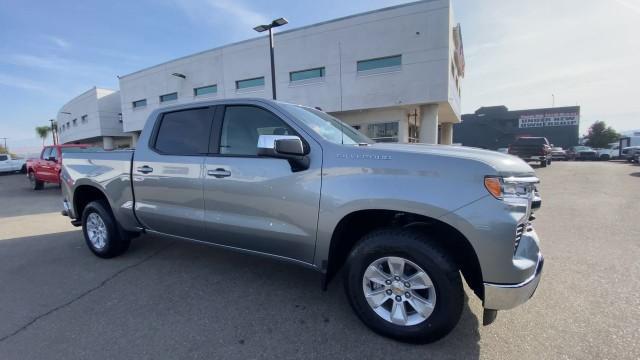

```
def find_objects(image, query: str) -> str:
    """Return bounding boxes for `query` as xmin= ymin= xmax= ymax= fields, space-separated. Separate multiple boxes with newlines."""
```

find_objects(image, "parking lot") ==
xmin=0 ymin=161 xmax=638 ymax=359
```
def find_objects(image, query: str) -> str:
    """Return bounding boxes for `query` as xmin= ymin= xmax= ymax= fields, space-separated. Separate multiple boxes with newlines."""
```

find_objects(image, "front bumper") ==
xmin=483 ymin=252 xmax=544 ymax=310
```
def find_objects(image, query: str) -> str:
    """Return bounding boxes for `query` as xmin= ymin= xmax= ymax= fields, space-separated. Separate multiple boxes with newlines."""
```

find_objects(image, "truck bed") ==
xmin=61 ymin=150 xmax=140 ymax=231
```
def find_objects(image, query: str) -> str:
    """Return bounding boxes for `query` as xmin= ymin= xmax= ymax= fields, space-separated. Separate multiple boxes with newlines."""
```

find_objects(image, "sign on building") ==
xmin=518 ymin=112 xmax=579 ymax=128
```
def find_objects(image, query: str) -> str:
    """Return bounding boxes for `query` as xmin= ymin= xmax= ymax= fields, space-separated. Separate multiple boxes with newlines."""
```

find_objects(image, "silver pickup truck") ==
xmin=61 ymin=98 xmax=543 ymax=343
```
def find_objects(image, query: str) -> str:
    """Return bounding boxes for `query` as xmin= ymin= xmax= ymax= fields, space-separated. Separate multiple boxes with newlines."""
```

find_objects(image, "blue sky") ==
xmin=1 ymin=0 xmax=638 ymax=154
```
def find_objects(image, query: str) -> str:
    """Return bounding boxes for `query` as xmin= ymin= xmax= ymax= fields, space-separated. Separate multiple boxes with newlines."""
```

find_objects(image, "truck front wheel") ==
xmin=81 ymin=200 xmax=131 ymax=258
xmin=343 ymin=228 xmax=463 ymax=344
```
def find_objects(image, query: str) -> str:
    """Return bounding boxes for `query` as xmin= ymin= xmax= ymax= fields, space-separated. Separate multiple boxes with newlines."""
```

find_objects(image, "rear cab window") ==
xmin=153 ymin=108 xmax=213 ymax=155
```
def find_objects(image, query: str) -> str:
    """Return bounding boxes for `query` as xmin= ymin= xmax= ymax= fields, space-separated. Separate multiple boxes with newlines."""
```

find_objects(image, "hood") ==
xmin=370 ymin=143 xmax=536 ymax=177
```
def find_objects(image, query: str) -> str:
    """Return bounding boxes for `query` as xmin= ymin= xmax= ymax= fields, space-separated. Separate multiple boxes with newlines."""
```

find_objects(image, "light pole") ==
xmin=254 ymin=17 xmax=288 ymax=100
xmin=49 ymin=119 xmax=58 ymax=145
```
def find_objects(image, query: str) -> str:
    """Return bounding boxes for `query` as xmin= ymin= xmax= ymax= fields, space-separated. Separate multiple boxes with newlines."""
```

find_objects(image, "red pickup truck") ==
xmin=26 ymin=144 xmax=93 ymax=190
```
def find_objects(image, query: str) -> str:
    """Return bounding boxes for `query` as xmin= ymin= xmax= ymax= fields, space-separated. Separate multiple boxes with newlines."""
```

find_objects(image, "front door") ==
xmin=203 ymin=104 xmax=322 ymax=263
xmin=0 ymin=154 xmax=9 ymax=172
xmin=132 ymin=106 xmax=215 ymax=240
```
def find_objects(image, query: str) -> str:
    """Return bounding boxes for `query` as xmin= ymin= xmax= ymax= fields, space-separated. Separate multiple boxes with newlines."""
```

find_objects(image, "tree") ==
xmin=35 ymin=126 xmax=51 ymax=146
xmin=584 ymin=121 xmax=619 ymax=149
xmin=0 ymin=144 xmax=17 ymax=157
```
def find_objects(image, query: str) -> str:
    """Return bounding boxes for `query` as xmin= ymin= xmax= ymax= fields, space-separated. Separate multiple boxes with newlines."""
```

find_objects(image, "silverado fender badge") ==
xmin=336 ymin=153 xmax=392 ymax=160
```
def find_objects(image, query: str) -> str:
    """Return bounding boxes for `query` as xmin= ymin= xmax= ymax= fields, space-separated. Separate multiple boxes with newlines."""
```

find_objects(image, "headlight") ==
xmin=484 ymin=176 xmax=538 ymax=206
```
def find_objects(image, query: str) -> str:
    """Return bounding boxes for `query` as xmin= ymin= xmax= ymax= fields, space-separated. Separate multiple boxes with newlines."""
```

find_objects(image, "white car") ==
xmin=596 ymin=143 xmax=620 ymax=160
xmin=0 ymin=154 xmax=27 ymax=173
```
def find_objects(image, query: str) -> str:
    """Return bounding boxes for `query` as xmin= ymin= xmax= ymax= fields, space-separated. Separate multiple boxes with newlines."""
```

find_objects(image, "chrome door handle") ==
xmin=137 ymin=165 xmax=153 ymax=174
xmin=207 ymin=168 xmax=231 ymax=178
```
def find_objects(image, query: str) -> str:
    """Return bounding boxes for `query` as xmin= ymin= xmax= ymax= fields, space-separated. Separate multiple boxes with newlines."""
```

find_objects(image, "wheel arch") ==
xmin=322 ymin=209 xmax=484 ymax=300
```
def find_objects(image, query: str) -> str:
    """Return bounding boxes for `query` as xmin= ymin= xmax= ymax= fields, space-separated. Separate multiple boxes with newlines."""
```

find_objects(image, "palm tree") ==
xmin=35 ymin=126 xmax=51 ymax=146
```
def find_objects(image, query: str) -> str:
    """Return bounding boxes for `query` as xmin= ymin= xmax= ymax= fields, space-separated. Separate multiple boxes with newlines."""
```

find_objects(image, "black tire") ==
xmin=547 ymin=158 xmax=552 ymax=166
xmin=81 ymin=200 xmax=131 ymax=258
xmin=20 ymin=164 xmax=27 ymax=174
xmin=29 ymin=171 xmax=44 ymax=190
xmin=343 ymin=228 xmax=463 ymax=344
xmin=540 ymin=160 xmax=547 ymax=167
xmin=600 ymin=154 xmax=610 ymax=161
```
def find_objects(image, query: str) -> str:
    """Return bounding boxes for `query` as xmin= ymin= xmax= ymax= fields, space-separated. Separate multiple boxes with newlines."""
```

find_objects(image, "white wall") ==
xmin=118 ymin=0 xmax=460 ymax=133
xmin=58 ymin=87 xmax=128 ymax=144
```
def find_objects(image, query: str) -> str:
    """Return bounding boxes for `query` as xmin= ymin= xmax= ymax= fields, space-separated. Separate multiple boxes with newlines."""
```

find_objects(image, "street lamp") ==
xmin=254 ymin=17 xmax=288 ymax=100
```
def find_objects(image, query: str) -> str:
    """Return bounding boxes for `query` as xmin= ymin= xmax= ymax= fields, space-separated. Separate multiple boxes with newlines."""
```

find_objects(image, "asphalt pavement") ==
xmin=0 ymin=162 xmax=638 ymax=359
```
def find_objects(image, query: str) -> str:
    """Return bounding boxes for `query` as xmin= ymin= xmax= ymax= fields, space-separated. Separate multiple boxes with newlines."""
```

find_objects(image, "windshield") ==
xmin=280 ymin=104 xmax=373 ymax=145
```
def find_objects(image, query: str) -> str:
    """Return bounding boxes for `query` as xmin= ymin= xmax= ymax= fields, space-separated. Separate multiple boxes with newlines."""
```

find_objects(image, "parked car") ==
xmin=0 ymin=153 xmax=26 ymax=173
xmin=596 ymin=144 xmax=620 ymax=161
xmin=567 ymin=146 xmax=597 ymax=161
xmin=60 ymin=99 xmax=544 ymax=343
xmin=26 ymin=144 xmax=95 ymax=190
xmin=621 ymin=146 xmax=640 ymax=162
xmin=508 ymin=137 xmax=552 ymax=167
xmin=550 ymin=147 xmax=568 ymax=161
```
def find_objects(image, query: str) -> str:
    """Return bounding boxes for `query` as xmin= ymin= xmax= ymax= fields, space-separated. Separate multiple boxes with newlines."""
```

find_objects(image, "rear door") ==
xmin=132 ymin=106 xmax=215 ymax=240
xmin=202 ymin=104 xmax=322 ymax=263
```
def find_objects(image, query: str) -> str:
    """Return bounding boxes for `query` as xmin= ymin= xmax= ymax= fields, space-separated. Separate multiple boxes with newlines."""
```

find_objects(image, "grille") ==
xmin=514 ymin=223 xmax=526 ymax=254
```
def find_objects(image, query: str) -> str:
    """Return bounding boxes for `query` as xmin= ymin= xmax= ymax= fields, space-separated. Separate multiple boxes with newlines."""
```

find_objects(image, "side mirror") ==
xmin=257 ymin=135 xmax=309 ymax=171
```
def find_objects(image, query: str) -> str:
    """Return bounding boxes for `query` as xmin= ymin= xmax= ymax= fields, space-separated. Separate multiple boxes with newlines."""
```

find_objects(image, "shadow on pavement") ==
xmin=0 ymin=231 xmax=481 ymax=359
xmin=0 ymin=173 xmax=62 ymax=218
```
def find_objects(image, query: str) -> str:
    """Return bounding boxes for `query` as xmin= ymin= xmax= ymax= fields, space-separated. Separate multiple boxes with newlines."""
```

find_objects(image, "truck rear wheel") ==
xmin=343 ymin=228 xmax=463 ymax=344
xmin=29 ymin=171 xmax=43 ymax=190
xmin=81 ymin=200 xmax=131 ymax=258
xmin=540 ymin=160 xmax=547 ymax=167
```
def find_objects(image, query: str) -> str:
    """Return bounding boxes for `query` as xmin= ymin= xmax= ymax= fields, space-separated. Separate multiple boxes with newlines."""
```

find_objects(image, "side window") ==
xmin=219 ymin=106 xmax=295 ymax=156
xmin=41 ymin=147 xmax=52 ymax=160
xmin=50 ymin=148 xmax=59 ymax=161
xmin=0 ymin=155 xmax=8 ymax=161
xmin=154 ymin=108 xmax=212 ymax=155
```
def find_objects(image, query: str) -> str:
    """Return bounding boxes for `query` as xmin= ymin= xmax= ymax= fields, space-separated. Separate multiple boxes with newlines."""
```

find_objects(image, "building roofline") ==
xmin=118 ymin=0 xmax=443 ymax=79
xmin=58 ymin=86 xmax=117 ymax=113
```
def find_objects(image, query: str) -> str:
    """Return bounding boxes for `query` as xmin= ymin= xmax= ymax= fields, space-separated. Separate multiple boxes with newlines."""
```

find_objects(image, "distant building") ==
xmin=118 ymin=0 xmax=464 ymax=146
xmin=57 ymin=87 xmax=131 ymax=149
xmin=454 ymin=105 xmax=580 ymax=149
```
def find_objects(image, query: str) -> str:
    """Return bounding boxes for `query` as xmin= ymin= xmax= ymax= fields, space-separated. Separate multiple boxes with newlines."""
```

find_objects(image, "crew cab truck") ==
xmin=61 ymin=99 xmax=543 ymax=343
xmin=508 ymin=137 xmax=552 ymax=167
xmin=0 ymin=153 xmax=26 ymax=173
xmin=26 ymin=144 xmax=92 ymax=190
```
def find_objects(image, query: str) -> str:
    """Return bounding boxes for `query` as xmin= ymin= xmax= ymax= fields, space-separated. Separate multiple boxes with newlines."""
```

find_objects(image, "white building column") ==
xmin=130 ymin=132 xmax=139 ymax=148
xmin=419 ymin=104 xmax=439 ymax=144
xmin=398 ymin=117 xmax=409 ymax=143
xmin=440 ymin=122 xmax=453 ymax=145
xmin=102 ymin=136 xmax=114 ymax=150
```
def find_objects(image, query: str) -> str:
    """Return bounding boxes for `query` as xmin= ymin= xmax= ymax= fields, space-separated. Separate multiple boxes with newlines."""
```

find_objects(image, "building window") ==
xmin=236 ymin=77 xmax=265 ymax=90
xmin=194 ymin=85 xmax=217 ymax=96
xmin=66 ymin=122 xmax=70 ymax=128
xmin=72 ymin=118 xmax=77 ymax=126
xmin=367 ymin=122 xmax=399 ymax=143
xmin=81 ymin=115 xmax=88 ymax=124
xmin=290 ymin=67 xmax=325 ymax=82
xmin=133 ymin=99 xmax=147 ymax=108
xmin=118 ymin=113 xmax=123 ymax=123
xmin=160 ymin=92 xmax=178 ymax=103
xmin=357 ymin=55 xmax=401 ymax=73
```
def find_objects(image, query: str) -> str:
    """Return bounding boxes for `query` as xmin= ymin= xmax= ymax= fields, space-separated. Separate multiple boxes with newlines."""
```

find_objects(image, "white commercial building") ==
xmin=57 ymin=87 xmax=131 ymax=149
xmin=118 ymin=0 xmax=464 ymax=145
